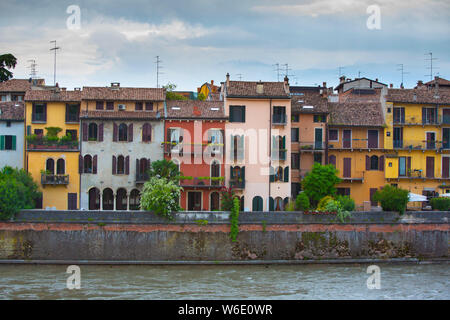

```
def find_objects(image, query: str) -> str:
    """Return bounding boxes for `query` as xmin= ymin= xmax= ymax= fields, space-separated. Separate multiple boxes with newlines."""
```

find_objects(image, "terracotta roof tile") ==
xmin=80 ymin=110 xmax=163 ymax=120
xmin=82 ymin=86 xmax=165 ymax=101
xmin=291 ymin=91 xmax=328 ymax=114
xmin=25 ymin=89 xmax=81 ymax=102
xmin=226 ymin=81 xmax=290 ymax=98
xmin=386 ymin=88 xmax=450 ymax=105
xmin=328 ymin=102 xmax=384 ymax=127
xmin=166 ymin=100 xmax=226 ymax=119
xmin=0 ymin=101 xmax=24 ymax=121
xmin=0 ymin=79 xmax=32 ymax=92
xmin=424 ymin=77 xmax=450 ymax=87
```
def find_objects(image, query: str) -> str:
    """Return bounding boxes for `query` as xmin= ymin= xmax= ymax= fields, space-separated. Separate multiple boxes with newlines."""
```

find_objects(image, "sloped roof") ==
xmin=82 ymin=86 xmax=165 ymax=101
xmin=291 ymin=91 xmax=328 ymax=114
xmin=80 ymin=110 xmax=162 ymax=120
xmin=0 ymin=79 xmax=32 ymax=92
xmin=0 ymin=101 xmax=24 ymax=121
xmin=328 ymin=102 xmax=384 ymax=127
xmin=25 ymin=89 xmax=81 ymax=102
xmin=424 ymin=77 xmax=450 ymax=87
xmin=166 ymin=100 xmax=226 ymax=119
xmin=386 ymin=88 xmax=450 ymax=105
xmin=226 ymin=81 xmax=290 ymax=98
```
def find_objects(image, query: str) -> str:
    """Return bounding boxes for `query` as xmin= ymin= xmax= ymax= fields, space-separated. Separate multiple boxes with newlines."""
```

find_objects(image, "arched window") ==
xmin=88 ymin=187 xmax=100 ymax=210
xmin=118 ymin=123 xmax=128 ymax=141
xmin=139 ymin=158 xmax=149 ymax=176
xmin=46 ymin=158 xmax=55 ymax=174
xmin=102 ymin=188 xmax=114 ymax=210
xmin=210 ymin=192 xmax=220 ymax=211
xmin=274 ymin=197 xmax=283 ymax=211
xmin=88 ymin=123 xmax=98 ymax=140
xmin=142 ymin=123 xmax=152 ymax=142
xmin=252 ymin=196 xmax=263 ymax=211
xmin=84 ymin=155 xmax=92 ymax=173
xmin=370 ymin=155 xmax=379 ymax=170
xmin=116 ymin=188 xmax=127 ymax=210
xmin=117 ymin=155 xmax=125 ymax=174
xmin=275 ymin=166 xmax=283 ymax=182
xmin=211 ymin=160 xmax=220 ymax=185
xmin=56 ymin=158 xmax=65 ymax=174
xmin=129 ymin=189 xmax=140 ymax=210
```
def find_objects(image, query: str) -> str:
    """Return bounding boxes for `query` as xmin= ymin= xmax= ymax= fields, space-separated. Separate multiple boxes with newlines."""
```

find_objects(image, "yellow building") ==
xmin=384 ymin=85 xmax=450 ymax=200
xmin=24 ymin=88 xmax=81 ymax=209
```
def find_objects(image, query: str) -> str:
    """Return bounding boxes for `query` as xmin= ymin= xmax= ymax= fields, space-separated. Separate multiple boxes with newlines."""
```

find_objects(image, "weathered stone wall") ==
xmin=0 ymin=210 xmax=448 ymax=262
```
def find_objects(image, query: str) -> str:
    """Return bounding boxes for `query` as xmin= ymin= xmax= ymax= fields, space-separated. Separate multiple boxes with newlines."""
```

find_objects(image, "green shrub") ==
xmin=324 ymin=200 xmax=351 ymax=223
xmin=140 ymin=177 xmax=182 ymax=220
xmin=317 ymin=195 xmax=334 ymax=211
xmin=373 ymin=185 xmax=409 ymax=214
xmin=301 ymin=163 xmax=341 ymax=206
xmin=430 ymin=197 xmax=450 ymax=211
xmin=220 ymin=187 xmax=236 ymax=211
xmin=336 ymin=195 xmax=356 ymax=211
xmin=295 ymin=192 xmax=310 ymax=211
xmin=285 ymin=201 xmax=296 ymax=211
xmin=230 ymin=197 xmax=240 ymax=242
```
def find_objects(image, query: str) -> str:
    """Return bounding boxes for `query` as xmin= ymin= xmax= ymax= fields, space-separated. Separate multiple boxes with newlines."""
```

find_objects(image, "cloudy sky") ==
xmin=1 ymin=0 xmax=449 ymax=91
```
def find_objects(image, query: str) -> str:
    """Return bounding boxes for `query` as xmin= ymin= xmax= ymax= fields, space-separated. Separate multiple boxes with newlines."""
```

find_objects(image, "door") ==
xmin=426 ymin=132 xmax=436 ymax=150
xmin=442 ymin=157 xmax=450 ymax=178
xmin=343 ymin=158 xmax=351 ymax=178
xmin=443 ymin=109 xmax=450 ymax=124
xmin=393 ymin=127 xmax=403 ymax=148
xmin=68 ymin=193 xmax=77 ymax=210
xmin=343 ymin=130 xmax=351 ymax=148
xmin=443 ymin=128 xmax=450 ymax=149
xmin=368 ymin=130 xmax=379 ymax=149
xmin=399 ymin=157 xmax=406 ymax=176
xmin=426 ymin=157 xmax=435 ymax=178
xmin=370 ymin=188 xmax=378 ymax=207
xmin=314 ymin=128 xmax=323 ymax=149
xmin=210 ymin=192 xmax=220 ymax=211
xmin=188 ymin=192 xmax=202 ymax=211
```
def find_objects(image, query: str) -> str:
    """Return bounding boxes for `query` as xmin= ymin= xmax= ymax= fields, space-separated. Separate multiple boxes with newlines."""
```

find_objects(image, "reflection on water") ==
xmin=0 ymin=264 xmax=448 ymax=300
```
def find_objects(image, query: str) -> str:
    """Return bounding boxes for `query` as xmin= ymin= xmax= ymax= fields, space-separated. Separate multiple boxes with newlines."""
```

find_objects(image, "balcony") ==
xmin=229 ymin=178 xmax=245 ymax=189
xmin=27 ymin=137 xmax=79 ymax=151
xmin=328 ymin=139 xmax=380 ymax=150
xmin=393 ymin=140 xmax=449 ymax=152
xmin=393 ymin=115 xmax=448 ymax=126
xmin=340 ymin=171 xmax=364 ymax=183
xmin=299 ymin=141 xmax=325 ymax=152
xmin=272 ymin=113 xmax=287 ymax=125
xmin=272 ymin=150 xmax=287 ymax=161
xmin=163 ymin=142 xmax=223 ymax=156
xmin=179 ymin=177 xmax=225 ymax=188
xmin=135 ymin=172 xmax=149 ymax=184
xmin=41 ymin=174 xmax=69 ymax=186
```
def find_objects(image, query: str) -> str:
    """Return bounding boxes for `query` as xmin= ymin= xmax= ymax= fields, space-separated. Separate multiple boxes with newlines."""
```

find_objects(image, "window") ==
xmin=96 ymin=101 xmax=104 ymax=110
xmin=399 ymin=157 xmax=406 ymax=176
xmin=145 ymin=102 xmax=153 ymax=111
xmin=291 ymin=128 xmax=299 ymax=142
xmin=102 ymin=188 xmax=114 ymax=210
xmin=117 ymin=155 xmax=125 ymax=174
xmin=0 ymin=95 xmax=5 ymax=101
xmin=46 ymin=158 xmax=55 ymax=174
xmin=34 ymin=129 xmax=43 ymax=137
xmin=291 ymin=153 xmax=300 ymax=169
xmin=336 ymin=188 xmax=350 ymax=196
xmin=106 ymin=101 xmax=114 ymax=110
xmin=135 ymin=102 xmax=143 ymax=111
xmin=252 ymin=196 xmax=263 ymax=211
xmin=56 ymin=159 xmax=65 ymax=174
xmin=314 ymin=153 xmax=322 ymax=164
xmin=88 ymin=123 xmax=98 ymax=140
xmin=231 ymin=135 xmax=244 ymax=161
xmin=142 ymin=123 xmax=152 ymax=142
xmin=229 ymin=106 xmax=245 ymax=122
xmin=329 ymin=129 xmax=338 ymax=141
xmin=393 ymin=107 xmax=405 ymax=124
xmin=313 ymin=114 xmax=326 ymax=123
xmin=291 ymin=114 xmax=299 ymax=122
xmin=84 ymin=155 xmax=92 ymax=173
xmin=129 ymin=189 xmax=141 ymax=210
xmin=273 ymin=106 xmax=286 ymax=124
xmin=66 ymin=130 xmax=77 ymax=141
xmin=368 ymin=130 xmax=379 ymax=149
xmin=211 ymin=160 xmax=220 ymax=185
xmin=370 ymin=155 xmax=379 ymax=170
xmin=274 ymin=166 xmax=283 ymax=182
xmin=32 ymin=103 xmax=46 ymax=122
xmin=118 ymin=123 xmax=128 ymax=141
xmin=0 ymin=135 xmax=15 ymax=150
xmin=6 ymin=121 xmax=11 ymax=127
xmin=422 ymin=107 xmax=437 ymax=124
xmin=210 ymin=192 xmax=220 ymax=211
xmin=88 ymin=188 xmax=100 ymax=210
xmin=66 ymin=104 xmax=80 ymax=122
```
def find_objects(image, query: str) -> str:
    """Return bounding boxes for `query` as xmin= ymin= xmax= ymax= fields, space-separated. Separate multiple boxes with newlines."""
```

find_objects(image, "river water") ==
xmin=0 ymin=264 xmax=448 ymax=300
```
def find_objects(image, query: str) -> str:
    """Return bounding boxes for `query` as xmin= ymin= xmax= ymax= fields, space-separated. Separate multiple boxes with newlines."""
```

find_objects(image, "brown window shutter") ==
xmin=112 ymin=156 xmax=116 ymax=174
xmin=79 ymin=155 xmax=83 ymax=174
xmin=407 ymin=157 xmax=411 ymax=175
xmin=136 ymin=159 xmax=140 ymax=175
xmin=148 ymin=124 xmax=152 ymax=141
xmin=93 ymin=155 xmax=97 ymax=174
xmin=366 ymin=155 xmax=370 ymax=170
xmin=113 ymin=123 xmax=118 ymax=141
xmin=128 ymin=124 xmax=133 ymax=142
xmin=125 ymin=156 xmax=130 ymax=175
xmin=99 ymin=123 xmax=104 ymax=142
xmin=82 ymin=122 xmax=88 ymax=141
xmin=379 ymin=155 xmax=384 ymax=171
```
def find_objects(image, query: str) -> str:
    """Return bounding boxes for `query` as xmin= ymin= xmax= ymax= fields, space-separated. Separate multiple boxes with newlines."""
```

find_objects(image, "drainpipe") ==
xmin=325 ymin=116 xmax=329 ymax=164
xmin=269 ymin=98 xmax=272 ymax=210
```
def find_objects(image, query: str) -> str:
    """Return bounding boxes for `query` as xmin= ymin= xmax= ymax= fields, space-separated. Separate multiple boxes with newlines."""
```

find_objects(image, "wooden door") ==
xmin=343 ymin=158 xmax=351 ymax=178
xmin=426 ymin=157 xmax=435 ymax=178
xmin=368 ymin=130 xmax=379 ymax=149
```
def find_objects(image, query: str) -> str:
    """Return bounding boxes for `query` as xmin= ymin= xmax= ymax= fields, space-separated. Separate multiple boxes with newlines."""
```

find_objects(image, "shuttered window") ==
xmin=0 ymin=135 xmax=15 ymax=150
xmin=229 ymin=106 xmax=245 ymax=122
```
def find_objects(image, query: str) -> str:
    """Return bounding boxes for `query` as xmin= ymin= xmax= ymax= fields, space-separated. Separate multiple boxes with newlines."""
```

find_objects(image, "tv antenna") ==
xmin=397 ymin=64 xmax=409 ymax=87
xmin=236 ymin=73 xmax=243 ymax=81
xmin=27 ymin=59 xmax=38 ymax=79
xmin=50 ymin=41 xmax=61 ymax=86
xmin=273 ymin=63 xmax=281 ymax=82
xmin=282 ymin=63 xmax=294 ymax=78
xmin=425 ymin=52 xmax=438 ymax=81
xmin=155 ymin=56 xmax=163 ymax=88
xmin=338 ymin=66 xmax=345 ymax=77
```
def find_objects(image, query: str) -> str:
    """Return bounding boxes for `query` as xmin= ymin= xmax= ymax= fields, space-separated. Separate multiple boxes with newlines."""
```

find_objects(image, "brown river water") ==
xmin=0 ymin=263 xmax=448 ymax=300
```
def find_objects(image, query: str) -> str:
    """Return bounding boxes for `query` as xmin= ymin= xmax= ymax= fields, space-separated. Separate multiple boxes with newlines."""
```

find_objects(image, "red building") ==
xmin=164 ymin=100 xmax=226 ymax=211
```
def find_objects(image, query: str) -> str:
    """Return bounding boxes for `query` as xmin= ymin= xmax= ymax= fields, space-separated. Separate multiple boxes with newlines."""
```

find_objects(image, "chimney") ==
xmin=389 ymin=83 xmax=393 ymax=88
xmin=211 ymin=80 xmax=214 ymax=86
xmin=111 ymin=82 xmax=120 ymax=88
xmin=256 ymin=81 xmax=264 ymax=94
xmin=61 ymin=88 xmax=66 ymax=91
xmin=375 ymin=78 xmax=378 ymax=82
xmin=339 ymin=76 xmax=346 ymax=84
xmin=323 ymin=82 xmax=327 ymax=88
xmin=417 ymin=80 xmax=423 ymax=87
xmin=284 ymin=76 xmax=290 ymax=94
xmin=226 ymin=73 xmax=230 ymax=88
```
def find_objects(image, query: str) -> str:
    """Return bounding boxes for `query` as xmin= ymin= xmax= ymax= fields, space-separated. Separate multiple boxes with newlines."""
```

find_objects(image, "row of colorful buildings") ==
xmin=1 ymin=75 xmax=450 ymax=211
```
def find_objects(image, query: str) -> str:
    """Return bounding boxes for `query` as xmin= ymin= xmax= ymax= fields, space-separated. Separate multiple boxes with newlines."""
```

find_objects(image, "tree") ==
xmin=220 ymin=186 xmax=237 ymax=211
xmin=373 ymin=185 xmax=409 ymax=214
xmin=163 ymin=82 xmax=188 ymax=101
xmin=0 ymin=54 xmax=17 ymax=82
xmin=197 ymin=92 xmax=206 ymax=101
xmin=301 ymin=163 xmax=341 ymax=207
xmin=140 ymin=177 xmax=182 ymax=219
xmin=295 ymin=192 xmax=310 ymax=211
xmin=148 ymin=159 xmax=181 ymax=183
xmin=0 ymin=166 xmax=41 ymax=220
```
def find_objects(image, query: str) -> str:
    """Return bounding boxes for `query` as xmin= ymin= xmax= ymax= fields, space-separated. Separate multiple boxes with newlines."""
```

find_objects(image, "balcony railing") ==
xmin=41 ymin=174 xmax=69 ymax=185
xmin=272 ymin=150 xmax=287 ymax=161
xmin=328 ymin=139 xmax=380 ymax=150
xmin=27 ymin=138 xmax=79 ymax=151
xmin=393 ymin=115 xmax=450 ymax=126
xmin=298 ymin=141 xmax=325 ymax=151
xmin=179 ymin=177 xmax=225 ymax=188
xmin=393 ymin=140 xmax=449 ymax=151
xmin=272 ymin=113 xmax=287 ymax=125
xmin=136 ymin=172 xmax=149 ymax=184
xmin=229 ymin=178 xmax=245 ymax=189
xmin=163 ymin=142 xmax=223 ymax=156
xmin=340 ymin=170 xmax=365 ymax=182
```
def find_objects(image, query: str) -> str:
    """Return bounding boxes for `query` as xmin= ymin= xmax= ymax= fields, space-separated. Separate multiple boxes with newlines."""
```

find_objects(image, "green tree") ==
xmin=430 ymin=197 xmax=450 ymax=211
xmin=0 ymin=54 xmax=17 ymax=82
xmin=335 ymin=195 xmax=356 ymax=211
xmin=373 ymin=185 xmax=409 ymax=214
xmin=220 ymin=186 xmax=236 ymax=211
xmin=148 ymin=159 xmax=181 ymax=183
xmin=301 ymin=163 xmax=341 ymax=207
xmin=140 ymin=177 xmax=182 ymax=220
xmin=295 ymin=192 xmax=310 ymax=211
xmin=197 ymin=92 xmax=206 ymax=101
xmin=163 ymin=82 xmax=188 ymax=101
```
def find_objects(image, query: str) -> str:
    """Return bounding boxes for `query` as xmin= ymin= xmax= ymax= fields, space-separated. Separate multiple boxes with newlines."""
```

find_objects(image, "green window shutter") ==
xmin=0 ymin=135 xmax=4 ymax=150
xmin=230 ymin=166 xmax=234 ymax=179
xmin=282 ymin=136 xmax=286 ymax=149
xmin=269 ymin=197 xmax=274 ymax=211
xmin=12 ymin=136 xmax=16 ymax=150
xmin=269 ymin=166 xmax=275 ymax=182
xmin=242 ymin=106 xmax=246 ymax=122
xmin=230 ymin=135 xmax=234 ymax=160
xmin=284 ymin=166 xmax=289 ymax=182
xmin=27 ymin=125 xmax=31 ymax=136
xmin=237 ymin=135 xmax=244 ymax=160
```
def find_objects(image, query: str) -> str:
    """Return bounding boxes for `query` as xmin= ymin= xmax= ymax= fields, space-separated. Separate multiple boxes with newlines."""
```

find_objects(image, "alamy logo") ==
xmin=66 ymin=5 xmax=81 ymax=30
xmin=66 ymin=265 xmax=81 ymax=289
xmin=366 ymin=265 xmax=381 ymax=289
xmin=366 ymin=5 xmax=381 ymax=30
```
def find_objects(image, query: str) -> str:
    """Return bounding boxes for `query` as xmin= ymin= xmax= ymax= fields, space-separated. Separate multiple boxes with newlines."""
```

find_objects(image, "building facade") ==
xmin=79 ymin=83 xmax=165 ymax=210
xmin=0 ymin=101 xmax=24 ymax=169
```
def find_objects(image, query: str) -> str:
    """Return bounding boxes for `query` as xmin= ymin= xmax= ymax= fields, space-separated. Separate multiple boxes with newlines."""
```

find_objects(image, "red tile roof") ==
xmin=166 ymin=100 xmax=226 ymax=119
xmin=25 ymin=89 xmax=81 ymax=102
xmin=0 ymin=79 xmax=32 ymax=92
xmin=386 ymin=88 xmax=450 ymax=105
xmin=424 ymin=77 xmax=450 ymax=87
xmin=82 ymin=86 xmax=165 ymax=101
xmin=0 ymin=101 xmax=24 ymax=121
xmin=291 ymin=91 xmax=328 ymax=114
xmin=226 ymin=81 xmax=290 ymax=98
xmin=80 ymin=110 xmax=163 ymax=120
xmin=328 ymin=102 xmax=384 ymax=127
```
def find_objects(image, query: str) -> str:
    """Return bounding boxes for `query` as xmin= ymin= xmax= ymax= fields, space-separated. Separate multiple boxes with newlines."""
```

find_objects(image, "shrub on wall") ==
xmin=336 ymin=195 xmax=356 ymax=211
xmin=324 ymin=200 xmax=351 ymax=223
xmin=140 ymin=177 xmax=182 ymax=220
xmin=301 ymin=163 xmax=341 ymax=207
xmin=317 ymin=195 xmax=334 ymax=211
xmin=373 ymin=185 xmax=409 ymax=214
xmin=295 ymin=192 xmax=310 ymax=211
xmin=430 ymin=197 xmax=450 ymax=211
xmin=220 ymin=186 xmax=236 ymax=211
xmin=230 ymin=197 xmax=240 ymax=242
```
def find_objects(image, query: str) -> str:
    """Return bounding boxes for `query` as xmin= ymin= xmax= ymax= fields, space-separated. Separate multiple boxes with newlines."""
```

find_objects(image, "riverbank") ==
xmin=0 ymin=210 xmax=448 ymax=263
